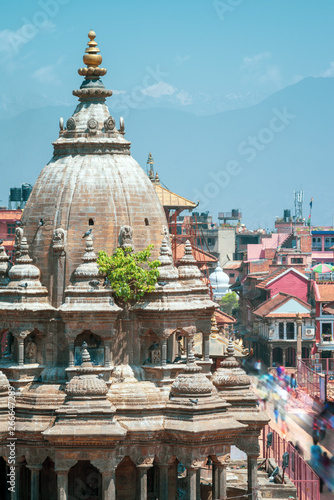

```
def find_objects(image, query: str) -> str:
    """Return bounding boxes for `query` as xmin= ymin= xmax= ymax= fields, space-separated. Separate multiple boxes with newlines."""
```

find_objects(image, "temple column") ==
xmin=104 ymin=341 xmax=111 ymax=367
xmin=161 ymin=338 xmax=167 ymax=366
xmin=101 ymin=468 xmax=116 ymax=500
xmin=158 ymin=464 xmax=169 ymax=500
xmin=68 ymin=341 xmax=74 ymax=367
xmin=136 ymin=458 xmax=153 ymax=500
xmin=10 ymin=464 xmax=22 ymax=500
xmin=196 ymin=468 xmax=201 ymax=499
xmin=283 ymin=321 xmax=287 ymax=340
xmin=56 ymin=470 xmax=68 ymax=500
xmin=247 ymin=455 xmax=258 ymax=500
xmin=202 ymin=332 xmax=210 ymax=362
xmin=18 ymin=338 xmax=25 ymax=366
xmin=269 ymin=346 xmax=273 ymax=367
xmin=282 ymin=348 xmax=286 ymax=367
xmin=218 ymin=463 xmax=227 ymax=499
xmin=28 ymin=464 xmax=42 ymax=500
xmin=186 ymin=467 xmax=198 ymax=500
xmin=212 ymin=463 xmax=219 ymax=499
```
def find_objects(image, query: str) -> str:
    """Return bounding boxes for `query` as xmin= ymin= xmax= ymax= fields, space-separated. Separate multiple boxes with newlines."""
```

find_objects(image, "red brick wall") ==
xmin=267 ymin=271 xmax=309 ymax=302
xmin=299 ymin=234 xmax=312 ymax=253
xmin=248 ymin=260 xmax=269 ymax=274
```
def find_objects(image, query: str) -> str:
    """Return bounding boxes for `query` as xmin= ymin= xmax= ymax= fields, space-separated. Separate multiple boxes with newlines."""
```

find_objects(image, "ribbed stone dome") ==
xmin=65 ymin=374 xmax=108 ymax=397
xmin=22 ymin=32 xmax=167 ymax=306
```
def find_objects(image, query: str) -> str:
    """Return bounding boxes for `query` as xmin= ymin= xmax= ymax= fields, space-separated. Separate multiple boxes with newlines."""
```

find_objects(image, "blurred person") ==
xmin=294 ymin=441 xmax=304 ymax=457
xmin=319 ymin=418 xmax=327 ymax=442
xmin=312 ymin=418 xmax=320 ymax=441
xmin=274 ymin=405 xmax=279 ymax=424
xmin=310 ymin=439 xmax=322 ymax=469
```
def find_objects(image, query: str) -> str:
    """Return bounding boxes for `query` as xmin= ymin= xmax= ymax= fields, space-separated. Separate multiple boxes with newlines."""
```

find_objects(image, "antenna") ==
xmin=294 ymin=190 xmax=304 ymax=221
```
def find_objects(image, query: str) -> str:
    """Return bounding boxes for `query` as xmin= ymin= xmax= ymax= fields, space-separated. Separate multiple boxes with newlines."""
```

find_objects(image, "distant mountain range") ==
xmin=0 ymin=76 xmax=333 ymax=228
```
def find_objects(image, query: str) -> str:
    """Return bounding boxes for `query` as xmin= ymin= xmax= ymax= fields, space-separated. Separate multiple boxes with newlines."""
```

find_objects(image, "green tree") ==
xmin=220 ymin=291 xmax=239 ymax=316
xmin=97 ymin=245 xmax=160 ymax=304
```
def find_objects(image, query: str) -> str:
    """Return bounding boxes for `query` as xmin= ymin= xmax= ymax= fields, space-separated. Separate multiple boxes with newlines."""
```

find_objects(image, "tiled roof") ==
xmin=255 ymin=267 xmax=288 ymax=288
xmin=215 ymin=309 xmax=236 ymax=325
xmin=174 ymin=244 xmax=217 ymax=263
xmin=315 ymin=283 xmax=334 ymax=302
xmin=0 ymin=211 xmax=23 ymax=221
xmin=223 ymin=260 xmax=242 ymax=270
xmin=253 ymin=292 xmax=310 ymax=318
xmin=153 ymin=184 xmax=197 ymax=209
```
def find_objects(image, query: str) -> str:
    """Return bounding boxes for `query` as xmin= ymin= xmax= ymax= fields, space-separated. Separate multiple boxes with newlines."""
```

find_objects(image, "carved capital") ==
xmin=136 ymin=456 xmax=154 ymax=468
xmin=214 ymin=453 xmax=231 ymax=467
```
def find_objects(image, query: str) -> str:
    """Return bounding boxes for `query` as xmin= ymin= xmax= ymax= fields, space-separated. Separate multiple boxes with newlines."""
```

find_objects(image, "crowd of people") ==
xmin=253 ymin=363 xmax=334 ymax=493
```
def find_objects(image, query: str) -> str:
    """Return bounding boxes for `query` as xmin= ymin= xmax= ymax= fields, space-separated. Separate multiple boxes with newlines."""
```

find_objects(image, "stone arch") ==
xmin=0 ymin=328 xmax=13 ymax=360
xmin=116 ymin=456 xmax=136 ymax=500
xmin=68 ymin=460 xmax=102 ymax=500
xmin=25 ymin=328 xmax=44 ymax=365
xmin=273 ymin=347 xmax=283 ymax=365
xmin=74 ymin=330 xmax=104 ymax=366
xmin=40 ymin=457 xmax=57 ymax=500
xmin=141 ymin=329 xmax=160 ymax=365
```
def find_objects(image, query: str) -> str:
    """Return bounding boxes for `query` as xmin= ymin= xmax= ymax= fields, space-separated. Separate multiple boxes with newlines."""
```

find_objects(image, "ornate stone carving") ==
xmin=65 ymin=374 xmax=108 ymax=396
xmin=87 ymin=118 xmax=98 ymax=131
xmin=25 ymin=339 xmax=38 ymax=364
xmin=66 ymin=117 xmax=76 ymax=130
xmin=120 ymin=225 xmax=133 ymax=249
xmin=136 ymin=456 xmax=154 ymax=467
xmin=215 ymin=453 xmax=231 ymax=466
xmin=52 ymin=228 xmax=65 ymax=253
xmin=14 ymin=227 xmax=23 ymax=253
xmin=104 ymin=116 xmax=116 ymax=131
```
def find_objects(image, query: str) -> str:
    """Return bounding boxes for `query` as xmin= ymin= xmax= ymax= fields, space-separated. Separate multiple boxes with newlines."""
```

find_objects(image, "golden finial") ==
xmin=211 ymin=314 xmax=219 ymax=336
xmin=78 ymin=30 xmax=107 ymax=79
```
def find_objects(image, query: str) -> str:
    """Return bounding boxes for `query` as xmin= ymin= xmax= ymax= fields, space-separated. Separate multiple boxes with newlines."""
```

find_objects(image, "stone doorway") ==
xmin=40 ymin=457 xmax=57 ymax=500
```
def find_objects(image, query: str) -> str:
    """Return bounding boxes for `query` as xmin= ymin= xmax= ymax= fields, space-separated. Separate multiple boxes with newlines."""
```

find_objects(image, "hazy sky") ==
xmin=1 ymin=0 xmax=334 ymax=118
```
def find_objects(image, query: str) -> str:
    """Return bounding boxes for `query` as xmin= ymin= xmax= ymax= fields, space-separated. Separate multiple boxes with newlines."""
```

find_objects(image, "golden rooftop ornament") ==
xmin=78 ymin=30 xmax=107 ymax=79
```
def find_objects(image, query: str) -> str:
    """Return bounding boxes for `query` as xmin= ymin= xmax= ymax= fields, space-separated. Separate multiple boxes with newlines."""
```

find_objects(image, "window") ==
xmin=88 ymin=218 xmax=94 ymax=226
xmin=229 ymin=273 xmax=235 ymax=278
xmin=286 ymin=322 xmax=295 ymax=340
xmin=312 ymin=237 xmax=322 ymax=251
xmin=7 ymin=223 xmax=15 ymax=235
xmin=144 ymin=218 xmax=149 ymax=226
xmin=281 ymin=257 xmax=286 ymax=264
xmin=279 ymin=323 xmax=284 ymax=339
xmin=325 ymin=237 xmax=331 ymax=249
xmin=291 ymin=258 xmax=303 ymax=264
xmin=321 ymin=323 xmax=332 ymax=342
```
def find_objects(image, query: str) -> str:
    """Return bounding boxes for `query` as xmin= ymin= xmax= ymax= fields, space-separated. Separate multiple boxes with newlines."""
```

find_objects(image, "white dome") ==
xmin=210 ymin=264 xmax=230 ymax=299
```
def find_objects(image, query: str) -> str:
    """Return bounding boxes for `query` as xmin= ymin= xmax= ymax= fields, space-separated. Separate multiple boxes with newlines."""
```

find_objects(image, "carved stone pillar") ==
xmin=56 ymin=470 xmax=68 ymax=500
xmin=136 ymin=457 xmax=154 ymax=500
xmin=161 ymin=338 xmax=167 ymax=366
xmin=10 ymin=463 xmax=22 ymax=500
xmin=158 ymin=464 xmax=169 ymax=500
xmin=104 ymin=341 xmax=111 ymax=367
xmin=283 ymin=321 xmax=287 ymax=340
xmin=202 ymin=332 xmax=210 ymax=362
xmin=101 ymin=468 xmax=116 ymax=500
xmin=18 ymin=338 xmax=25 ymax=366
xmin=282 ymin=348 xmax=286 ymax=367
xmin=187 ymin=467 xmax=198 ymax=499
xmin=269 ymin=346 xmax=273 ymax=367
xmin=212 ymin=456 xmax=228 ymax=500
xmin=28 ymin=464 xmax=42 ymax=500
xmin=212 ymin=463 xmax=219 ymax=499
xmin=247 ymin=455 xmax=258 ymax=500
xmin=68 ymin=341 xmax=74 ymax=367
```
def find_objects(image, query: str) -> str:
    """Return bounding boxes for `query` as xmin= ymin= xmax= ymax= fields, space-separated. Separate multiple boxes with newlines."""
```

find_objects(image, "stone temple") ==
xmin=0 ymin=31 xmax=268 ymax=499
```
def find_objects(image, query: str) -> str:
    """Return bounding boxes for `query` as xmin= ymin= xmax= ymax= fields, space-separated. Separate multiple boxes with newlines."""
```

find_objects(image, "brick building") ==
xmin=0 ymin=208 xmax=23 ymax=260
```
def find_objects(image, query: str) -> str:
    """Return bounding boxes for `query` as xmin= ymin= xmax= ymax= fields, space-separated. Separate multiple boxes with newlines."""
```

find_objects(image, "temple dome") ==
xmin=210 ymin=264 xmax=230 ymax=299
xmin=21 ymin=31 xmax=167 ymax=306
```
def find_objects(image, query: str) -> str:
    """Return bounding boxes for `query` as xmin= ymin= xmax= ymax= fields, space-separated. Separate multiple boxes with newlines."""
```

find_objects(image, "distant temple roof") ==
xmin=153 ymin=181 xmax=197 ymax=210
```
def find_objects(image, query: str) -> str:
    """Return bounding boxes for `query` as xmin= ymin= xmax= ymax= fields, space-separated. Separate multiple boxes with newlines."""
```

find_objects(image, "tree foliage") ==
xmin=220 ymin=291 xmax=239 ymax=316
xmin=97 ymin=245 xmax=160 ymax=304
